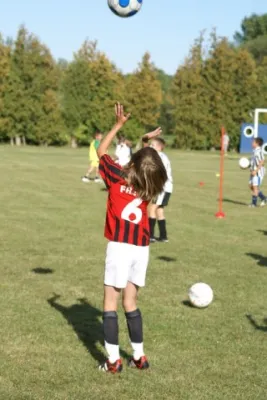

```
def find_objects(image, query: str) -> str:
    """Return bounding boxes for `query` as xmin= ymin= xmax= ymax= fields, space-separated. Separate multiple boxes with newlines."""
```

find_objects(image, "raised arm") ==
xmin=141 ymin=127 xmax=162 ymax=147
xmin=97 ymin=103 xmax=131 ymax=159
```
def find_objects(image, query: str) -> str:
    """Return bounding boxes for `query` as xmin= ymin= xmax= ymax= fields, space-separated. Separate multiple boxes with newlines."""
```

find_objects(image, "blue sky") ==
xmin=0 ymin=0 xmax=266 ymax=74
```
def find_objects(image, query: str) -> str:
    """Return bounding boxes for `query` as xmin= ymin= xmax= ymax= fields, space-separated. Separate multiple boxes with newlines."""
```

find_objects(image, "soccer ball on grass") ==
xmin=188 ymin=283 xmax=213 ymax=308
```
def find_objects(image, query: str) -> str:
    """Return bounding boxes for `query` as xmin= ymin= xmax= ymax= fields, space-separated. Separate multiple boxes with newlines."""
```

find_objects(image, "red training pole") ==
xmin=215 ymin=127 xmax=226 ymax=219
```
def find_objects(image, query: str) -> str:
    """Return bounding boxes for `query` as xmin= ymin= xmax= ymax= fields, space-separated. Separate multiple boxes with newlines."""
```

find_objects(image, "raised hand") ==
xmin=115 ymin=103 xmax=131 ymax=126
xmin=143 ymin=127 xmax=162 ymax=141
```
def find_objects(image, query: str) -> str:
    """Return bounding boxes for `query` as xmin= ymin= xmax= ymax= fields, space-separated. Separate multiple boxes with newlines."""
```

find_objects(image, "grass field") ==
xmin=0 ymin=146 xmax=267 ymax=400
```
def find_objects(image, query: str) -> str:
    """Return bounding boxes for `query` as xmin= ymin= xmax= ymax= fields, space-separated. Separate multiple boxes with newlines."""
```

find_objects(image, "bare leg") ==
xmin=253 ymin=186 xmax=259 ymax=197
xmin=85 ymin=165 xmax=95 ymax=178
xmin=149 ymin=204 xmax=158 ymax=219
xmin=122 ymin=281 xmax=138 ymax=312
xmin=156 ymin=207 xmax=165 ymax=221
xmin=104 ymin=285 xmax=121 ymax=312
xmin=94 ymin=166 xmax=101 ymax=182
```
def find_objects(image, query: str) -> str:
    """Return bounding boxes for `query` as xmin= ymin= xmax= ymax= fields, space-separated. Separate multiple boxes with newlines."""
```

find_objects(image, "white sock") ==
xmin=131 ymin=342 xmax=144 ymax=360
xmin=104 ymin=341 xmax=120 ymax=364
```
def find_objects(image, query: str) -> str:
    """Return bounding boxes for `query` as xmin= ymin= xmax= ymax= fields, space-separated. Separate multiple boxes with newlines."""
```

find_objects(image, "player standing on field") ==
xmin=82 ymin=132 xmax=103 ymax=183
xmin=142 ymin=137 xmax=173 ymax=243
xmin=223 ymin=131 xmax=230 ymax=155
xmin=249 ymin=137 xmax=266 ymax=207
xmin=97 ymin=103 xmax=167 ymax=374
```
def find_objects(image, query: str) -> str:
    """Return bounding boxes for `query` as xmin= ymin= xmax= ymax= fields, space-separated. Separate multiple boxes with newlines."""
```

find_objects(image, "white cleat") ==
xmin=82 ymin=176 xmax=91 ymax=183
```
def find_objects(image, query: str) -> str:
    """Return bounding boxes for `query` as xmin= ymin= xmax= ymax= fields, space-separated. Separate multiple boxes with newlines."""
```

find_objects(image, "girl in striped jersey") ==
xmin=249 ymin=137 xmax=266 ymax=208
xmin=97 ymin=103 xmax=167 ymax=374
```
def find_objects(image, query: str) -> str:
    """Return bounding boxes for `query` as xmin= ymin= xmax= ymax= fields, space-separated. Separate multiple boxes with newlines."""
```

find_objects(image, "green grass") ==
xmin=0 ymin=146 xmax=267 ymax=400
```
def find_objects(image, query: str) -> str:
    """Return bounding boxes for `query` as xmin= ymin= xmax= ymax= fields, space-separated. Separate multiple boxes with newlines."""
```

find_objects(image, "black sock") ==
xmin=158 ymin=219 xmax=167 ymax=240
xmin=258 ymin=191 xmax=266 ymax=201
xmin=252 ymin=196 xmax=257 ymax=206
xmin=125 ymin=309 xmax=143 ymax=343
xmin=103 ymin=311 xmax=119 ymax=345
xmin=149 ymin=218 xmax=156 ymax=238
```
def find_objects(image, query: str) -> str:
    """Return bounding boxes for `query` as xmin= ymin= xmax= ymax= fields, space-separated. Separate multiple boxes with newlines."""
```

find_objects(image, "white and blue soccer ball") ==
xmin=108 ymin=0 xmax=143 ymax=18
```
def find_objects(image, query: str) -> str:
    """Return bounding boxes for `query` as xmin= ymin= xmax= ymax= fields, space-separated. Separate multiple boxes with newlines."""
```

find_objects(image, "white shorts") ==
xmin=249 ymin=175 xmax=263 ymax=187
xmin=104 ymin=241 xmax=149 ymax=289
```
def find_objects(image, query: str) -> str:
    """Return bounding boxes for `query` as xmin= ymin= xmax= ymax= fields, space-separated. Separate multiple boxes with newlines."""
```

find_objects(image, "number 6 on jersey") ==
xmin=121 ymin=198 xmax=143 ymax=224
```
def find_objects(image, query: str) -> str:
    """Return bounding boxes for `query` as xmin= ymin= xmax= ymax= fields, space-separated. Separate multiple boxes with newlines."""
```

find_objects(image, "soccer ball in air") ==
xmin=239 ymin=157 xmax=250 ymax=169
xmin=188 ymin=283 xmax=214 ymax=308
xmin=108 ymin=0 xmax=143 ymax=18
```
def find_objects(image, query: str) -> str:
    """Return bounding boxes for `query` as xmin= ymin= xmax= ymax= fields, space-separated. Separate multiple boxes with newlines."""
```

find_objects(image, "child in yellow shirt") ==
xmin=82 ymin=132 xmax=103 ymax=183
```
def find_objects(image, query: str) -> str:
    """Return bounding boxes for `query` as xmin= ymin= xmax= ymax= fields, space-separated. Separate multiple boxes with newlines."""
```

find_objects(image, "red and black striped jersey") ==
xmin=99 ymin=154 xmax=150 ymax=246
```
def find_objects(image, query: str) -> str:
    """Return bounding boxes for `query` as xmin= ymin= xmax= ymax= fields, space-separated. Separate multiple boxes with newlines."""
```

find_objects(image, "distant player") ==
xmin=97 ymin=103 xmax=167 ymax=374
xmin=82 ymin=132 xmax=103 ymax=183
xmin=249 ymin=137 xmax=266 ymax=207
xmin=114 ymin=135 xmax=131 ymax=167
xmin=223 ymin=131 xmax=230 ymax=155
xmin=143 ymin=137 xmax=173 ymax=242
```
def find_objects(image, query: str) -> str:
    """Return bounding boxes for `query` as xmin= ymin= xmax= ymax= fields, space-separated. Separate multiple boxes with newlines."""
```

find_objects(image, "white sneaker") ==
xmin=260 ymin=200 xmax=267 ymax=207
xmin=82 ymin=176 xmax=90 ymax=183
xmin=94 ymin=178 xmax=101 ymax=183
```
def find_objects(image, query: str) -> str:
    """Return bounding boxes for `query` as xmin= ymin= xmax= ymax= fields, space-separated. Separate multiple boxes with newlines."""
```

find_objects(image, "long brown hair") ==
xmin=123 ymin=147 xmax=167 ymax=201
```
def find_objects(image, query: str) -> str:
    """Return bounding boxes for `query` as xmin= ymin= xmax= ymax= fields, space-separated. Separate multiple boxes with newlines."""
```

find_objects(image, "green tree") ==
xmin=62 ymin=40 xmax=124 ymax=147
xmin=169 ymin=32 xmax=259 ymax=150
xmin=243 ymin=35 xmax=267 ymax=64
xmin=0 ymin=36 xmax=11 ymax=142
xmin=156 ymin=68 xmax=173 ymax=136
xmin=125 ymin=53 xmax=162 ymax=132
xmin=235 ymin=14 xmax=267 ymax=43
xmin=235 ymin=14 xmax=267 ymax=63
xmin=255 ymin=57 xmax=267 ymax=123
xmin=170 ymin=37 xmax=210 ymax=149
xmin=2 ymin=26 xmax=65 ymax=146
xmin=204 ymin=35 xmax=259 ymax=149
xmin=231 ymin=48 xmax=259 ymax=134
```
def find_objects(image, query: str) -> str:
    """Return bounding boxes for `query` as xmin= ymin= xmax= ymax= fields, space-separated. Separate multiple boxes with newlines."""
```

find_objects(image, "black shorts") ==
xmin=153 ymin=192 xmax=171 ymax=208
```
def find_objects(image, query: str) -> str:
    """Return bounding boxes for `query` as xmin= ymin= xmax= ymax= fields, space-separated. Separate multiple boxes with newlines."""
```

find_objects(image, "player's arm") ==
xmin=141 ymin=127 xmax=162 ymax=147
xmin=97 ymin=103 xmax=130 ymax=158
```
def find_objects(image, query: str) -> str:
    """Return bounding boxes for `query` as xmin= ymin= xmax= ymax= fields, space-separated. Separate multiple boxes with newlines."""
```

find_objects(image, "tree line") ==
xmin=0 ymin=14 xmax=267 ymax=150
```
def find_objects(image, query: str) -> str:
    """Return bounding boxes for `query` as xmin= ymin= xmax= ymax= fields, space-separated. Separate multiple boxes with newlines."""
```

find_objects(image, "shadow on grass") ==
xmin=181 ymin=300 xmax=194 ymax=308
xmin=246 ymin=314 xmax=267 ymax=332
xmin=47 ymin=294 xmax=130 ymax=364
xmin=257 ymin=230 xmax=267 ymax=236
xmin=32 ymin=267 xmax=54 ymax=274
xmin=246 ymin=253 xmax=267 ymax=267
xmin=157 ymin=256 xmax=177 ymax=262
xmin=222 ymin=198 xmax=247 ymax=206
